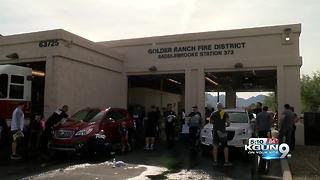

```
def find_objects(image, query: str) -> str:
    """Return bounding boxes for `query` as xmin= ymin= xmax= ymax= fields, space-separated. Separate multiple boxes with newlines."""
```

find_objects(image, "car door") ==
xmin=113 ymin=109 xmax=128 ymax=142
xmin=103 ymin=110 xmax=118 ymax=143
xmin=103 ymin=109 xmax=126 ymax=143
xmin=121 ymin=109 xmax=133 ymax=129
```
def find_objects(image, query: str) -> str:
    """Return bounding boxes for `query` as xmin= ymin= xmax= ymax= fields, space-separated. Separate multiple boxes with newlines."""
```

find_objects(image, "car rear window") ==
xmin=71 ymin=109 xmax=101 ymax=122
xmin=228 ymin=112 xmax=249 ymax=123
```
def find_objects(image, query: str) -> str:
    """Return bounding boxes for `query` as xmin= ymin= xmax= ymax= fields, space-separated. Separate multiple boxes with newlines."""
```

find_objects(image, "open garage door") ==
xmin=127 ymin=73 xmax=185 ymax=143
xmin=128 ymin=73 xmax=185 ymax=115
xmin=13 ymin=62 xmax=46 ymax=116
xmin=205 ymin=70 xmax=277 ymax=113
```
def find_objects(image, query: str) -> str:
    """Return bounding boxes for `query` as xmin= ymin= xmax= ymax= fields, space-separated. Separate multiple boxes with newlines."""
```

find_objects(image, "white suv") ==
xmin=200 ymin=109 xmax=254 ymax=149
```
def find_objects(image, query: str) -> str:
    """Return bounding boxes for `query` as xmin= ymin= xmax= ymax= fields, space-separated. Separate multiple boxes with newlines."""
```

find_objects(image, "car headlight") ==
xmin=75 ymin=127 xmax=93 ymax=136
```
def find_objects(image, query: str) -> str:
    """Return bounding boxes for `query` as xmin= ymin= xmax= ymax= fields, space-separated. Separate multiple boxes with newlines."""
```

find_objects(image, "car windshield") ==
xmin=89 ymin=111 xmax=107 ymax=122
xmin=71 ymin=109 xmax=101 ymax=122
xmin=227 ymin=112 xmax=249 ymax=123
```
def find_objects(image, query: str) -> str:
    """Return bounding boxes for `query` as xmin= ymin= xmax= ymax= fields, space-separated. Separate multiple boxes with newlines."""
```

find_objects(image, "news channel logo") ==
xmin=245 ymin=138 xmax=290 ymax=160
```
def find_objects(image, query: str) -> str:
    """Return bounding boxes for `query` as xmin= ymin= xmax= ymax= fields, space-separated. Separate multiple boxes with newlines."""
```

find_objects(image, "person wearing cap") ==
xmin=187 ymin=106 xmax=202 ymax=148
xmin=210 ymin=102 xmax=232 ymax=166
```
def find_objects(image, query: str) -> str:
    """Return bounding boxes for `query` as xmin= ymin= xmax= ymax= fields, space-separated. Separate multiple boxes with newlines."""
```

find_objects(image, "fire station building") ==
xmin=0 ymin=24 xmax=303 ymax=144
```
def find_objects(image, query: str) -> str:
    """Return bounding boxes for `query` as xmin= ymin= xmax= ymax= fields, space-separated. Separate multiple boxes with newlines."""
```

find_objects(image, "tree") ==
xmin=263 ymin=93 xmax=277 ymax=112
xmin=301 ymin=72 xmax=320 ymax=112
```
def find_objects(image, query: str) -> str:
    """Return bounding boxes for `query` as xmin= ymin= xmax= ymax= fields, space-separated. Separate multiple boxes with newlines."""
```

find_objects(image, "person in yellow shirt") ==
xmin=210 ymin=102 xmax=231 ymax=166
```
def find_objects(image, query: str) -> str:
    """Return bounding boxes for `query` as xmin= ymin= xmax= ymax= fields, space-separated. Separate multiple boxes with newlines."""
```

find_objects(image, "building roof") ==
xmin=99 ymin=24 xmax=301 ymax=48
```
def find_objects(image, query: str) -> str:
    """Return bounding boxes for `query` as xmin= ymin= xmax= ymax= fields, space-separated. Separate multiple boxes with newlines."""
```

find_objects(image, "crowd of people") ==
xmin=134 ymin=103 xmax=205 ymax=151
xmin=0 ymin=100 xmax=300 ymax=166
xmin=254 ymin=103 xmax=299 ymax=151
xmin=0 ymin=104 xmax=69 ymax=160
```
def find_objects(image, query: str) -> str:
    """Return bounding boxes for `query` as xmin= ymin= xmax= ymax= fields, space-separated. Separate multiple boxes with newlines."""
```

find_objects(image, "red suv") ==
xmin=49 ymin=107 xmax=135 ymax=153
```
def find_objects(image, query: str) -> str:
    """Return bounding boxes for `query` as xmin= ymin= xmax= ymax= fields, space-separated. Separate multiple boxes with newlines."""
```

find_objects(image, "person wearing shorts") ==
xmin=11 ymin=102 xmax=25 ymax=160
xmin=119 ymin=121 xmax=131 ymax=153
xmin=164 ymin=104 xmax=177 ymax=147
xmin=187 ymin=106 xmax=202 ymax=148
xmin=144 ymin=106 xmax=159 ymax=151
xmin=210 ymin=102 xmax=231 ymax=166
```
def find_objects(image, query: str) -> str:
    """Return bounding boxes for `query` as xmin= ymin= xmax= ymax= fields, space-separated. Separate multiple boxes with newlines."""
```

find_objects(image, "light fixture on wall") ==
xmin=234 ymin=62 xmax=243 ymax=68
xmin=32 ymin=70 xmax=45 ymax=77
xmin=168 ymin=78 xmax=182 ymax=85
xmin=65 ymin=40 xmax=73 ymax=48
xmin=284 ymin=28 xmax=291 ymax=41
xmin=205 ymin=77 xmax=219 ymax=86
xmin=6 ymin=53 xmax=19 ymax=59
xmin=282 ymin=28 xmax=293 ymax=44
xmin=148 ymin=66 xmax=157 ymax=72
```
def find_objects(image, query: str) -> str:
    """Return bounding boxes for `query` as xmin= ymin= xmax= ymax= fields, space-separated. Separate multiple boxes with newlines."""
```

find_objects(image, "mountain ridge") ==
xmin=205 ymin=94 xmax=266 ymax=108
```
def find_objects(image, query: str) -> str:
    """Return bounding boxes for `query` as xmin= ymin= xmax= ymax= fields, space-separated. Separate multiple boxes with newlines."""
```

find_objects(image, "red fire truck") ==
xmin=0 ymin=65 xmax=32 ymax=127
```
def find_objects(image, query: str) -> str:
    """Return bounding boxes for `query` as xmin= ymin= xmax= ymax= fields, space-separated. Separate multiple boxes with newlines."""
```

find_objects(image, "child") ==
xmin=119 ymin=121 xmax=131 ymax=153
xmin=28 ymin=114 xmax=42 ymax=150
xmin=93 ymin=130 xmax=107 ymax=154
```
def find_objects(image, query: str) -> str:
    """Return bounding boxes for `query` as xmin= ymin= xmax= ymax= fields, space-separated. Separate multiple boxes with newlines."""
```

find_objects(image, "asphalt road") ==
xmin=0 ymin=141 xmax=281 ymax=180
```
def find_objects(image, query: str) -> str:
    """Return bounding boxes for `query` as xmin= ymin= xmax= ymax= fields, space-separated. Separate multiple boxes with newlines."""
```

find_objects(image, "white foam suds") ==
xmin=128 ymin=165 xmax=168 ymax=180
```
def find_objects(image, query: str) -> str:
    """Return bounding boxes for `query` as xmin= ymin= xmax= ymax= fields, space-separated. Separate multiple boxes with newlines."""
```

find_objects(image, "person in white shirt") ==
xmin=11 ymin=102 xmax=25 ymax=160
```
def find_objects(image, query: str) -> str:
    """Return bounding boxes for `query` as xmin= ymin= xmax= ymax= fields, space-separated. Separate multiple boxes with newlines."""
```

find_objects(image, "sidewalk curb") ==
xmin=280 ymin=159 xmax=292 ymax=180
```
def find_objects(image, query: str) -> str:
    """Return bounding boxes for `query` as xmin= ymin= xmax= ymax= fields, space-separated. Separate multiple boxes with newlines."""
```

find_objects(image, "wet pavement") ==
xmin=289 ymin=145 xmax=320 ymax=180
xmin=0 ymin=141 xmax=282 ymax=180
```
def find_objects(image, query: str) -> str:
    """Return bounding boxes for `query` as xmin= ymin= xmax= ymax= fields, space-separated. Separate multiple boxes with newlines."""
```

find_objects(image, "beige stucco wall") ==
xmin=128 ymin=88 xmax=182 ymax=113
xmin=278 ymin=65 xmax=303 ymax=144
xmin=99 ymin=24 xmax=301 ymax=75
xmin=49 ymin=56 xmax=125 ymax=115
xmin=0 ymin=29 xmax=126 ymax=118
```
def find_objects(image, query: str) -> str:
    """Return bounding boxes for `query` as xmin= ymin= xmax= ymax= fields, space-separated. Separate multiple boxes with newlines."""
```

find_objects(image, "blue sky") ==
xmin=0 ymin=0 xmax=319 ymax=99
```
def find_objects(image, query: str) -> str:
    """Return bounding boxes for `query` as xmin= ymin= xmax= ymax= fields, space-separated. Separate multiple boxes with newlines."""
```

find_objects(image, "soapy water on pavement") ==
xmin=23 ymin=161 xmax=115 ymax=179
xmin=23 ymin=160 xmax=210 ymax=180
xmin=128 ymin=165 xmax=168 ymax=180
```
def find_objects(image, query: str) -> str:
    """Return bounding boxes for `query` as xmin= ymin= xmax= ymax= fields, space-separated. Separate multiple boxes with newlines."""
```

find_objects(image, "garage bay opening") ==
xmin=127 ymin=73 xmax=185 ymax=144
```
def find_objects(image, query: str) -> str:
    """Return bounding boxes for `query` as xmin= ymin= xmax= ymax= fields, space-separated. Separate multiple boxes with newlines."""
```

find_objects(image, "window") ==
xmin=114 ymin=110 xmax=126 ymax=120
xmin=8 ymin=75 xmax=25 ymax=99
xmin=71 ymin=110 xmax=90 ymax=121
xmin=0 ymin=74 xmax=8 ymax=98
xmin=11 ymin=75 xmax=24 ymax=84
xmin=90 ymin=111 xmax=107 ymax=122
xmin=9 ymin=85 xmax=24 ymax=99
xmin=106 ymin=111 xmax=114 ymax=120
xmin=71 ymin=109 xmax=101 ymax=122
xmin=228 ymin=112 xmax=249 ymax=123
xmin=107 ymin=110 xmax=126 ymax=121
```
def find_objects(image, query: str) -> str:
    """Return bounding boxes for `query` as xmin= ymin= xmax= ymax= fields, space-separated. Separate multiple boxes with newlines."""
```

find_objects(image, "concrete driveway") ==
xmin=0 ymin=141 xmax=281 ymax=180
